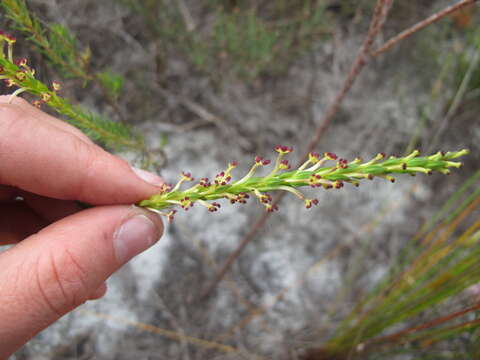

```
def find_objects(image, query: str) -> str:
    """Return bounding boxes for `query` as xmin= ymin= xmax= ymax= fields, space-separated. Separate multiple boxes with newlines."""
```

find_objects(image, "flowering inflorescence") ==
xmin=138 ymin=147 xmax=469 ymax=221
xmin=0 ymin=31 xmax=60 ymax=105
xmin=0 ymin=32 xmax=145 ymax=153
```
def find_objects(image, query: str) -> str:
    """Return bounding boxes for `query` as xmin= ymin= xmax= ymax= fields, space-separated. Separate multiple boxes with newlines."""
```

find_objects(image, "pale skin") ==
xmin=0 ymin=96 xmax=164 ymax=359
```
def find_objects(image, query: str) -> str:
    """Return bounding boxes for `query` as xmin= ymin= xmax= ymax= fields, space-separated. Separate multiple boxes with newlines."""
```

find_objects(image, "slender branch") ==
xmin=372 ymin=0 xmax=479 ymax=57
xmin=199 ymin=0 xmax=394 ymax=300
xmin=302 ymin=0 xmax=393 ymax=160
xmin=367 ymin=301 xmax=480 ymax=349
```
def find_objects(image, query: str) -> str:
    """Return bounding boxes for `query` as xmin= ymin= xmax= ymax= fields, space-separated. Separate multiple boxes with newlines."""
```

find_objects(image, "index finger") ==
xmin=0 ymin=99 xmax=163 ymax=204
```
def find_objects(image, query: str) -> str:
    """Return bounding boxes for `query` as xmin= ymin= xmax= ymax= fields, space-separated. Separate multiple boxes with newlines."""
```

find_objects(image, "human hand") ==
xmin=0 ymin=96 xmax=164 ymax=358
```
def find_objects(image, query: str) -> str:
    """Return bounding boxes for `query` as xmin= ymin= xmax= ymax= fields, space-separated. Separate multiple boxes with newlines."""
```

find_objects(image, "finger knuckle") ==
xmin=34 ymin=248 xmax=91 ymax=315
xmin=72 ymin=139 xmax=103 ymax=199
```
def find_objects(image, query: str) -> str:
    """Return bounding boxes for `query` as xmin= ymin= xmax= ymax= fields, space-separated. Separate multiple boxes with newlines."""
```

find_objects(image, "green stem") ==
xmin=138 ymin=149 xmax=469 ymax=220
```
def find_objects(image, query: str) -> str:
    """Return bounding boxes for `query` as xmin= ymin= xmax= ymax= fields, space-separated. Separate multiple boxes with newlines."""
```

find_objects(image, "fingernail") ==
xmin=131 ymin=167 xmax=164 ymax=186
xmin=114 ymin=214 xmax=162 ymax=264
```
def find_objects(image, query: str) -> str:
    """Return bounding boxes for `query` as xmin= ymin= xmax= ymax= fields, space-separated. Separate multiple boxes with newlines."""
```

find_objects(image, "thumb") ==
xmin=0 ymin=206 xmax=163 ymax=358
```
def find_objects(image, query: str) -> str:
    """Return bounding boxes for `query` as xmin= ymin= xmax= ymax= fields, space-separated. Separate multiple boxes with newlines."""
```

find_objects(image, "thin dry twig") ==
xmin=78 ymin=309 xmax=267 ymax=359
xmin=176 ymin=0 xmax=196 ymax=32
xmin=199 ymin=0 xmax=394 ymax=300
xmin=152 ymin=292 xmax=192 ymax=360
xmin=372 ymin=0 xmax=479 ymax=57
xmin=156 ymin=87 xmax=251 ymax=148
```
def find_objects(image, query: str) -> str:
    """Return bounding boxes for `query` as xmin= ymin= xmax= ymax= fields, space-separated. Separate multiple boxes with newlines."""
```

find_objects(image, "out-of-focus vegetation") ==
xmin=118 ymin=0 xmax=331 ymax=80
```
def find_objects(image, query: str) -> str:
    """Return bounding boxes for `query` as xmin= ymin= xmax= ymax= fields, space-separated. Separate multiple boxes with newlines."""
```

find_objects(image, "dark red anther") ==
xmin=4 ymin=79 xmax=15 ymax=87
xmin=5 ymin=34 xmax=16 ymax=43
xmin=15 ymin=58 xmax=27 ymax=67
xmin=308 ymin=153 xmax=320 ymax=163
xmin=312 ymin=199 xmax=319 ymax=205
xmin=200 ymin=177 xmax=211 ymax=187
xmin=281 ymin=160 xmax=291 ymax=169
xmin=167 ymin=210 xmax=177 ymax=222
xmin=255 ymin=156 xmax=263 ymax=164
xmin=267 ymin=204 xmax=279 ymax=213
xmin=338 ymin=159 xmax=348 ymax=169
xmin=402 ymin=163 xmax=407 ymax=170
xmin=325 ymin=152 xmax=338 ymax=160
xmin=367 ymin=174 xmax=374 ymax=180
xmin=262 ymin=159 xmax=271 ymax=166
xmin=275 ymin=145 xmax=293 ymax=153
xmin=335 ymin=181 xmax=344 ymax=189
xmin=379 ymin=152 xmax=386 ymax=158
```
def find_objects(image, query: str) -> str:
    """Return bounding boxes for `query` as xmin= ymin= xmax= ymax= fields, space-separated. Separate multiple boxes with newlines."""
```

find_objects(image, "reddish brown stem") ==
xmin=368 ymin=301 xmax=480 ymax=348
xmin=300 ymin=302 xmax=480 ymax=360
xmin=302 ymin=0 xmax=393 ymax=160
xmin=372 ymin=0 xmax=479 ymax=57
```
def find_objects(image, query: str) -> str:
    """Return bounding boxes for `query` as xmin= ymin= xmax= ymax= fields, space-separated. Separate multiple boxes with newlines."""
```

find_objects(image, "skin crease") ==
xmin=0 ymin=96 xmax=164 ymax=358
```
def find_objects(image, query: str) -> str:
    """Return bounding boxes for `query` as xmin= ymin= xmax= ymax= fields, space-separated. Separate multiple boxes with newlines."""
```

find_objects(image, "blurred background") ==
xmin=2 ymin=1 xmax=480 ymax=359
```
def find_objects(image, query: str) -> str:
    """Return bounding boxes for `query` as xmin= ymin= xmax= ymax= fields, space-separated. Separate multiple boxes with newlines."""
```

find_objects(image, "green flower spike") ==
xmin=139 ymin=147 xmax=470 ymax=221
